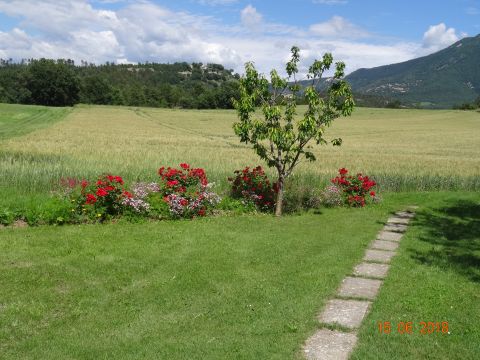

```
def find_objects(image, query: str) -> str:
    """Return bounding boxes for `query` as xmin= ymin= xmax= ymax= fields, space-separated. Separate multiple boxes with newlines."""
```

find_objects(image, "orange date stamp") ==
xmin=377 ymin=321 xmax=449 ymax=335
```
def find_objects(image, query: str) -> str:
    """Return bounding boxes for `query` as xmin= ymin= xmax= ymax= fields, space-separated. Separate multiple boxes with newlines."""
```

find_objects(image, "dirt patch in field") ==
xmin=12 ymin=219 xmax=28 ymax=228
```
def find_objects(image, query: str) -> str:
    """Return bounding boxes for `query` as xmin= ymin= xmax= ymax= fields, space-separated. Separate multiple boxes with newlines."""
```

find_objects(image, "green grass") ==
xmin=1 ymin=192 xmax=479 ymax=359
xmin=351 ymin=192 xmax=480 ymax=359
xmin=1 ymin=202 xmax=398 ymax=359
xmin=0 ymin=103 xmax=71 ymax=140
xmin=1 ymin=103 xmax=479 ymax=358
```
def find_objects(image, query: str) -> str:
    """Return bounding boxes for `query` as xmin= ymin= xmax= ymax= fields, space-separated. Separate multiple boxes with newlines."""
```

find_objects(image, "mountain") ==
xmin=345 ymin=34 xmax=480 ymax=108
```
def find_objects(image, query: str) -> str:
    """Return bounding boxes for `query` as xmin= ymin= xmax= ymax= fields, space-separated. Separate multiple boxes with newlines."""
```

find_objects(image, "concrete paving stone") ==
xmin=353 ymin=262 xmax=390 ymax=279
xmin=319 ymin=299 xmax=371 ymax=329
xmin=395 ymin=211 xmax=415 ymax=219
xmin=383 ymin=223 xmax=408 ymax=233
xmin=371 ymin=240 xmax=399 ymax=251
xmin=387 ymin=216 xmax=410 ymax=225
xmin=338 ymin=276 xmax=382 ymax=300
xmin=304 ymin=329 xmax=357 ymax=360
xmin=377 ymin=231 xmax=403 ymax=242
xmin=364 ymin=249 xmax=396 ymax=263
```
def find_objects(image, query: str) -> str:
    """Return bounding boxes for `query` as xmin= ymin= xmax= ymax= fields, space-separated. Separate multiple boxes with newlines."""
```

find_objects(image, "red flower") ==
xmin=158 ymin=167 xmax=165 ymax=176
xmin=107 ymin=175 xmax=115 ymax=182
xmin=339 ymin=168 xmax=348 ymax=176
xmin=166 ymin=168 xmax=179 ymax=178
xmin=167 ymin=180 xmax=179 ymax=187
xmin=81 ymin=180 xmax=88 ymax=189
xmin=180 ymin=199 xmax=188 ymax=206
xmin=96 ymin=188 xmax=108 ymax=197
xmin=370 ymin=191 xmax=376 ymax=197
xmin=114 ymin=176 xmax=124 ymax=184
xmin=180 ymin=163 xmax=190 ymax=170
xmin=123 ymin=191 xmax=133 ymax=198
xmin=85 ymin=193 xmax=97 ymax=205
xmin=198 ymin=209 xmax=206 ymax=216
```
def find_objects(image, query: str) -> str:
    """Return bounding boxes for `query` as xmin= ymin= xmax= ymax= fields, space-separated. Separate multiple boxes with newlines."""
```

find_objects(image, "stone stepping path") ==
xmin=338 ymin=277 xmax=382 ymax=300
xmin=353 ymin=263 xmax=389 ymax=279
xmin=303 ymin=208 xmax=416 ymax=359
xmin=363 ymin=249 xmax=395 ymax=263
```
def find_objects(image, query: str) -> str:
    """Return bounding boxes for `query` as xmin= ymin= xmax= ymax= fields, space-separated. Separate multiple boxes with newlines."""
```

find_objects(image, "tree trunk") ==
xmin=275 ymin=176 xmax=284 ymax=217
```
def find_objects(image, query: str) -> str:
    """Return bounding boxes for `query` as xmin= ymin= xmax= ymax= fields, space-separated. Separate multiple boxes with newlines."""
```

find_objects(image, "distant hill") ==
xmin=345 ymin=34 xmax=480 ymax=108
xmin=0 ymin=60 xmax=240 ymax=109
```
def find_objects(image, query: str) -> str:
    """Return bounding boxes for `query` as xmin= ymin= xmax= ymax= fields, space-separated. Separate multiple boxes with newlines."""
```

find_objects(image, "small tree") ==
xmin=233 ymin=46 xmax=354 ymax=216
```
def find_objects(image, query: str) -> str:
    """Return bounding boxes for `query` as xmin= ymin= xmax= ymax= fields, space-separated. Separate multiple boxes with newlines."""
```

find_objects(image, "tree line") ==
xmin=0 ymin=59 xmax=240 ymax=108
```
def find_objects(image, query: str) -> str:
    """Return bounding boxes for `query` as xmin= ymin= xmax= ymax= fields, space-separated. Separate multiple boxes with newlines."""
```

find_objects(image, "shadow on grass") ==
xmin=410 ymin=200 xmax=480 ymax=282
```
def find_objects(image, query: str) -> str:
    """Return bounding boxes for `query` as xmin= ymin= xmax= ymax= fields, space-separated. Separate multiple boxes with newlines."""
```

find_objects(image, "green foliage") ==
xmin=145 ymin=192 xmax=171 ymax=219
xmin=23 ymin=197 xmax=75 ymax=226
xmin=26 ymin=59 xmax=80 ymax=106
xmin=216 ymin=196 xmax=257 ymax=214
xmin=0 ymin=60 xmax=240 ymax=109
xmin=282 ymin=184 xmax=322 ymax=214
xmin=385 ymin=100 xmax=402 ymax=108
xmin=233 ymin=46 xmax=354 ymax=215
xmin=0 ymin=208 xmax=15 ymax=225
xmin=453 ymin=102 xmax=478 ymax=110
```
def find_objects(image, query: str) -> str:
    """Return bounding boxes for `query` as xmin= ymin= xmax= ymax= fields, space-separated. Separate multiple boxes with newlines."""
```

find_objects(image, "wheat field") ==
xmin=1 ymin=103 xmax=479 ymax=197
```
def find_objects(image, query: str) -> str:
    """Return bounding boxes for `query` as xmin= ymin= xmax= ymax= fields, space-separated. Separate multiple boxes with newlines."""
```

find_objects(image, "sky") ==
xmin=0 ymin=0 xmax=478 ymax=75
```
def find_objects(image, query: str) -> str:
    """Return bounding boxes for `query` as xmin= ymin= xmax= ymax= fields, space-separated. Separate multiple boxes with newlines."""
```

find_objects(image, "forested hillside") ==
xmin=345 ymin=34 xmax=480 ymax=108
xmin=0 ymin=59 xmax=240 ymax=109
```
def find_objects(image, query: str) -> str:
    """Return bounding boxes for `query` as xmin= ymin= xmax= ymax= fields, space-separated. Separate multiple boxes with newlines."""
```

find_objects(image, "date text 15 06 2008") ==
xmin=377 ymin=321 xmax=449 ymax=335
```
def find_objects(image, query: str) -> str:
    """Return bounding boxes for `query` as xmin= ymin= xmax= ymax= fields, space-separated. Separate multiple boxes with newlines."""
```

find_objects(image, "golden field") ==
xmin=1 ymin=103 xmax=479 ymax=193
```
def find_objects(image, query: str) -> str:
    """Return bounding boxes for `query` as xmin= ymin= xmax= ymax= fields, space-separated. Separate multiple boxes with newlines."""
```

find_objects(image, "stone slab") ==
xmin=304 ymin=329 xmax=357 ymax=360
xmin=377 ymin=231 xmax=403 ymax=242
xmin=338 ymin=276 xmax=382 ymax=300
xmin=387 ymin=217 xmax=410 ymax=225
xmin=364 ymin=249 xmax=396 ymax=263
xmin=353 ymin=262 xmax=390 ymax=279
xmin=319 ymin=299 xmax=371 ymax=329
xmin=371 ymin=240 xmax=399 ymax=251
xmin=395 ymin=211 xmax=415 ymax=219
xmin=383 ymin=223 xmax=408 ymax=233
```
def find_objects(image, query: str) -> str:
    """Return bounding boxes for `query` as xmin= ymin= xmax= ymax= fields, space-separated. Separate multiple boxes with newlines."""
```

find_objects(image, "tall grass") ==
xmin=0 ymin=104 xmax=479 ymax=204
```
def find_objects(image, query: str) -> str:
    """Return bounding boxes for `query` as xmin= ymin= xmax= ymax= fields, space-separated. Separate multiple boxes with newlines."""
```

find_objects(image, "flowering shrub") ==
xmin=331 ymin=168 xmax=378 ymax=207
xmin=158 ymin=163 xmax=220 ymax=218
xmin=320 ymin=185 xmax=343 ymax=207
xmin=70 ymin=174 xmax=133 ymax=218
xmin=228 ymin=166 xmax=277 ymax=211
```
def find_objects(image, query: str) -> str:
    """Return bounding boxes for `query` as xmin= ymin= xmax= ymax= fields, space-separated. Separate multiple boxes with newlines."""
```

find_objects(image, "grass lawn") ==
xmin=1 ymin=195 xmax=411 ymax=360
xmin=351 ymin=192 xmax=480 ymax=359
xmin=1 ymin=192 xmax=479 ymax=359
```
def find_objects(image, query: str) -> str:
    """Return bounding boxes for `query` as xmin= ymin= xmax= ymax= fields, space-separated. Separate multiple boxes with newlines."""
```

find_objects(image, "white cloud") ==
xmin=241 ymin=4 xmax=263 ymax=30
xmin=0 ymin=1 xmax=467 ymax=77
xmin=422 ymin=23 xmax=461 ymax=53
xmin=310 ymin=16 xmax=369 ymax=38
xmin=312 ymin=0 xmax=348 ymax=5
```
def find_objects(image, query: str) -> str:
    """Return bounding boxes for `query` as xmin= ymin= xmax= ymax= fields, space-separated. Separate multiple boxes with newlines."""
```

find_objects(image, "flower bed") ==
xmin=228 ymin=166 xmax=277 ymax=211
xmin=331 ymin=168 xmax=379 ymax=207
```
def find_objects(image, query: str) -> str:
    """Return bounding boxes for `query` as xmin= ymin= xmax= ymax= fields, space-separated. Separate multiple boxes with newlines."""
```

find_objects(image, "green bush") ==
xmin=217 ymin=196 xmax=256 ymax=214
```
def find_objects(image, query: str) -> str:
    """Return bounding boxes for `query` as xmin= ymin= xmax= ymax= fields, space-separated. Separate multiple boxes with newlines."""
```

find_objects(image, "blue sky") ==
xmin=0 ymin=0 xmax=478 ymax=74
